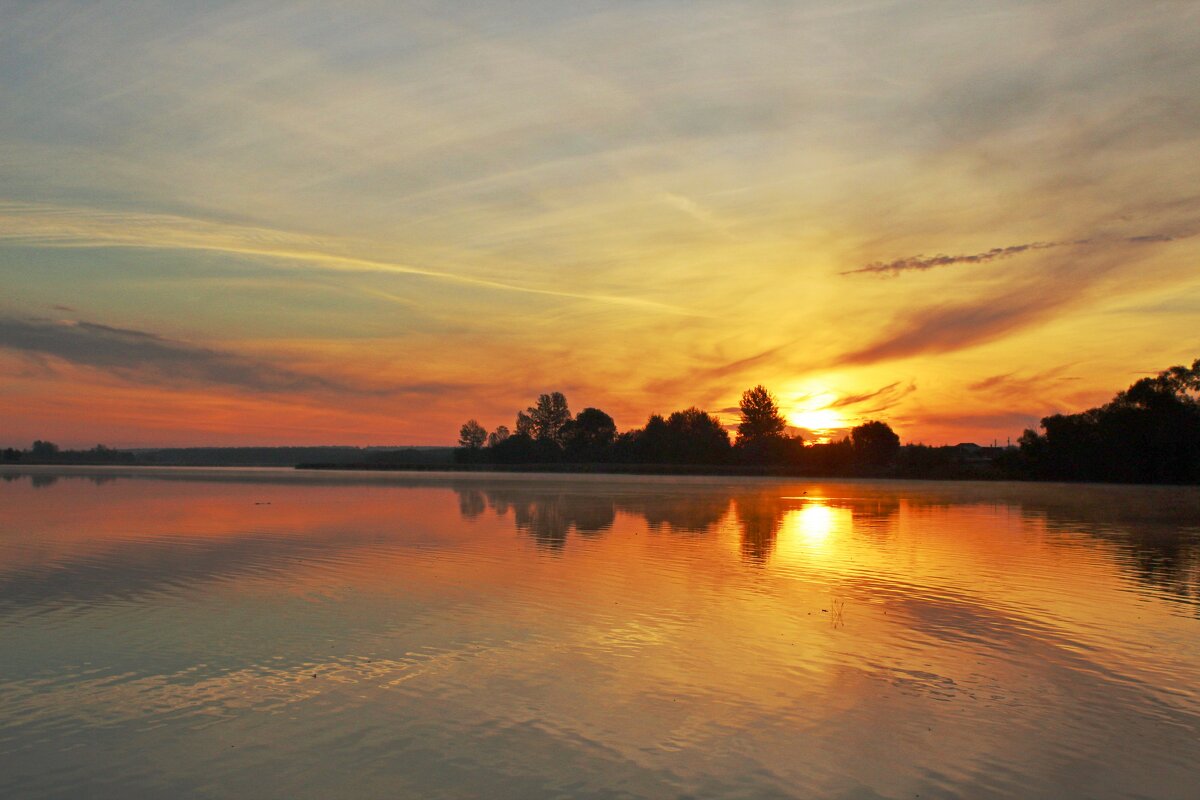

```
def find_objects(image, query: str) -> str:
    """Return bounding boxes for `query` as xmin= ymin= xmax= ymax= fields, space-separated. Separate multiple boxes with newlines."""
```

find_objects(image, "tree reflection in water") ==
xmin=449 ymin=483 xmax=898 ymax=562
xmin=453 ymin=486 xmax=618 ymax=550
xmin=1012 ymin=488 xmax=1200 ymax=612
xmin=449 ymin=480 xmax=1200 ymax=610
xmin=2 ymin=470 xmax=1194 ymax=613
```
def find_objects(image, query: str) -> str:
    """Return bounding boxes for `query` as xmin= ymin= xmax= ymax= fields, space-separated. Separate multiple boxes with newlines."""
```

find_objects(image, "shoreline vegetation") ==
xmin=4 ymin=359 xmax=1198 ymax=484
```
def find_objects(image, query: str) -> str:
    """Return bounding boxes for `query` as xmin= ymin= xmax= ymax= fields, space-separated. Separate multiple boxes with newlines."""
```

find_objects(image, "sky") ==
xmin=1 ymin=1 xmax=1198 ymax=448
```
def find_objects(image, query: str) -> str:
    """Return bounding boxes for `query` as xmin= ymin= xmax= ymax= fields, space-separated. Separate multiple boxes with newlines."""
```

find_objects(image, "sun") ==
xmin=784 ymin=389 xmax=849 ymax=440
xmin=788 ymin=407 xmax=848 ymax=434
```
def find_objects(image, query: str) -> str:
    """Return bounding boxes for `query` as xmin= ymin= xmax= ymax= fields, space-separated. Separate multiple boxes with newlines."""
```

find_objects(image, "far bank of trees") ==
xmin=457 ymin=357 xmax=1200 ymax=484
xmin=2 ymin=441 xmax=137 ymax=465
xmin=458 ymin=385 xmax=902 ymax=474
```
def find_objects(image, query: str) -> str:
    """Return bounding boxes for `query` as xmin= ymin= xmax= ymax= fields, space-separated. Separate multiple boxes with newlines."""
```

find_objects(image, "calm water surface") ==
xmin=2 ymin=468 xmax=1199 ymax=799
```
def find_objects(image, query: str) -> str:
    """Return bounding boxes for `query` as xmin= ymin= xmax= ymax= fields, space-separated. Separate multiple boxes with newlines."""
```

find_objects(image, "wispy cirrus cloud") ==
xmin=0 ymin=316 xmax=454 ymax=397
xmin=0 ymin=203 xmax=698 ymax=316
xmin=968 ymin=366 xmax=1078 ymax=396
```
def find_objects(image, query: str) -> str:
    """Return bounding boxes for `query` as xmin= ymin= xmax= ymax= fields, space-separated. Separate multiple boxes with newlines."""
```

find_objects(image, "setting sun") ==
xmin=788 ymin=408 xmax=847 ymax=435
xmin=785 ymin=390 xmax=849 ymax=440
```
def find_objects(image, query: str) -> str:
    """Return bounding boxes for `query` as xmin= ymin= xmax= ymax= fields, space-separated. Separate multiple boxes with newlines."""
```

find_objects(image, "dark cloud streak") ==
xmin=968 ymin=366 xmax=1078 ymax=397
xmin=0 ymin=317 xmax=454 ymax=397
xmin=843 ymin=233 xmax=1184 ymax=277
xmin=842 ymin=242 xmax=1062 ymax=277
xmin=836 ymin=288 xmax=1069 ymax=366
xmin=641 ymin=342 xmax=792 ymax=398
xmin=827 ymin=381 xmax=917 ymax=409
xmin=833 ymin=228 xmax=1190 ymax=366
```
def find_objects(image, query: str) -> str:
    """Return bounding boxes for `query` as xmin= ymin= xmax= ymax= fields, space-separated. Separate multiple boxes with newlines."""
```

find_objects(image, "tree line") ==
xmin=1009 ymin=358 xmax=1200 ymax=483
xmin=459 ymin=358 xmax=1200 ymax=484
xmin=1 ymin=441 xmax=137 ymax=465
xmin=7 ymin=358 xmax=1195 ymax=483
xmin=456 ymin=385 xmax=902 ymax=473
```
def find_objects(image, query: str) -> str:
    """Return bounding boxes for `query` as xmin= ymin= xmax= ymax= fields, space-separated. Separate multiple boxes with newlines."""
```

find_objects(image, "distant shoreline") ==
xmin=295 ymin=461 xmax=1022 ymax=481
xmin=295 ymin=461 xmax=819 ymax=477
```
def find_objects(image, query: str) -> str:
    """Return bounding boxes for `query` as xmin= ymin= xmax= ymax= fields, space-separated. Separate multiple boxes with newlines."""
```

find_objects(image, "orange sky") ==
xmin=2 ymin=3 xmax=1198 ymax=447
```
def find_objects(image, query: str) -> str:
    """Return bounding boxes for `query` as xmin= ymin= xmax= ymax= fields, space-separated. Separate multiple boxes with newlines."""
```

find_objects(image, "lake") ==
xmin=2 ymin=467 xmax=1199 ymax=799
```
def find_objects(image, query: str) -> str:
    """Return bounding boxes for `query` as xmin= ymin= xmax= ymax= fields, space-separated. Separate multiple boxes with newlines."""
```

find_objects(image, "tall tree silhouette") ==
xmin=458 ymin=419 xmax=487 ymax=449
xmin=563 ymin=407 xmax=617 ymax=461
xmin=519 ymin=392 xmax=572 ymax=446
xmin=735 ymin=385 xmax=792 ymax=464
xmin=736 ymin=385 xmax=787 ymax=444
xmin=486 ymin=425 xmax=510 ymax=448
xmin=31 ymin=440 xmax=59 ymax=459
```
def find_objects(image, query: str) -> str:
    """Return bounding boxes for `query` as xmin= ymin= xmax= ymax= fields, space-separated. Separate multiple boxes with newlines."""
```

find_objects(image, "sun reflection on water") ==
xmin=795 ymin=503 xmax=836 ymax=544
xmin=775 ymin=500 xmax=853 ymax=564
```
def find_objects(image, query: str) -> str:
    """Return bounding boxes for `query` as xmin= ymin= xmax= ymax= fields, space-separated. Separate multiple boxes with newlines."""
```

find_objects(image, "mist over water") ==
xmin=2 ymin=468 xmax=1199 ymax=799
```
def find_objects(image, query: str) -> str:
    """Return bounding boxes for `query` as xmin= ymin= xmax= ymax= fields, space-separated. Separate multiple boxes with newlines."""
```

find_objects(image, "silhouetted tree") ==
xmin=736 ymin=386 xmax=787 ymax=443
xmin=458 ymin=419 xmax=487 ymax=450
xmin=898 ymin=443 xmax=976 ymax=478
xmin=851 ymin=420 xmax=901 ymax=469
xmin=520 ymin=392 xmax=572 ymax=447
xmin=805 ymin=436 xmax=855 ymax=475
xmin=734 ymin=386 xmax=795 ymax=464
xmin=610 ymin=429 xmax=641 ymax=463
xmin=635 ymin=414 xmax=670 ymax=462
xmin=487 ymin=431 xmax=562 ymax=463
xmin=515 ymin=410 xmax=534 ymax=438
xmin=30 ymin=440 xmax=59 ymax=460
xmin=563 ymin=407 xmax=617 ymax=461
xmin=1019 ymin=358 xmax=1200 ymax=483
xmin=662 ymin=407 xmax=731 ymax=464
xmin=487 ymin=425 xmax=510 ymax=448
xmin=489 ymin=432 xmax=534 ymax=462
xmin=609 ymin=409 xmax=733 ymax=465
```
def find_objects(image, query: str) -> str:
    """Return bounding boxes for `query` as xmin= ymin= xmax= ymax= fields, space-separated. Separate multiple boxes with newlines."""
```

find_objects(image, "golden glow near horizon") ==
xmin=1 ymin=3 xmax=1199 ymax=447
xmin=784 ymin=387 xmax=850 ymax=442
